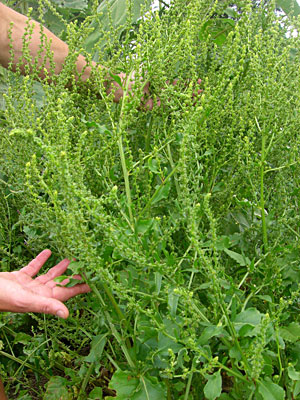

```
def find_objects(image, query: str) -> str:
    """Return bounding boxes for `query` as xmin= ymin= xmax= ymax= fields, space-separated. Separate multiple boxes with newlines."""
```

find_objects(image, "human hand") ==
xmin=108 ymin=73 xmax=202 ymax=110
xmin=0 ymin=249 xmax=90 ymax=319
xmin=106 ymin=71 xmax=154 ymax=110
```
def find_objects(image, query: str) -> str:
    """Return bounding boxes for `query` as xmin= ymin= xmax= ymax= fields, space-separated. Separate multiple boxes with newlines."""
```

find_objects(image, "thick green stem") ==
xmin=0 ymin=350 xmax=50 ymax=379
xmin=184 ymin=373 xmax=193 ymax=400
xmin=256 ymin=117 xmax=268 ymax=252
xmin=78 ymin=362 xmax=94 ymax=399
xmin=91 ymin=283 xmax=135 ymax=368
xmin=260 ymin=134 xmax=268 ymax=252
xmin=118 ymin=135 xmax=134 ymax=224
xmin=117 ymin=72 xmax=134 ymax=224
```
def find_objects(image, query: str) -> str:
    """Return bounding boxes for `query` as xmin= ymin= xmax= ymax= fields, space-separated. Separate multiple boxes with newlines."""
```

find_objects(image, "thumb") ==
xmin=19 ymin=292 xmax=70 ymax=319
xmin=31 ymin=296 xmax=69 ymax=319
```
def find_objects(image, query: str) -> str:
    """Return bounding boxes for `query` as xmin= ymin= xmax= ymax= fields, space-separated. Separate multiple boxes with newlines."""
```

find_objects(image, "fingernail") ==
xmin=56 ymin=310 xmax=65 ymax=318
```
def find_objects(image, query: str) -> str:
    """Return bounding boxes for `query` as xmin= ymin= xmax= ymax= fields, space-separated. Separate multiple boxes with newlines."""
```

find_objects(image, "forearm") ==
xmin=0 ymin=2 xmax=92 ymax=81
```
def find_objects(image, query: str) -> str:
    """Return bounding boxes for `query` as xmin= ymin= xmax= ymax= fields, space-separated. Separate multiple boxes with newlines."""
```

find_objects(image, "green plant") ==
xmin=0 ymin=0 xmax=300 ymax=398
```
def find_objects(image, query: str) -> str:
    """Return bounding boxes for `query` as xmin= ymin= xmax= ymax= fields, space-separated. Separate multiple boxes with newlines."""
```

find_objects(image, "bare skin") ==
xmin=0 ymin=2 xmax=153 ymax=106
xmin=0 ymin=249 xmax=90 ymax=318
xmin=0 ymin=250 xmax=90 ymax=397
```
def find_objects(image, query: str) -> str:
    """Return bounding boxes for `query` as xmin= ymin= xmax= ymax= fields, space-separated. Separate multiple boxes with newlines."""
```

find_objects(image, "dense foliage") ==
xmin=0 ymin=0 xmax=300 ymax=398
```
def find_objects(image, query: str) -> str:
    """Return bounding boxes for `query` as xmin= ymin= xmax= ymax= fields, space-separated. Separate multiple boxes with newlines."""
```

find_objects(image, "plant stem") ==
xmin=256 ymin=117 xmax=268 ymax=252
xmin=117 ymin=72 xmax=135 ymax=224
xmin=78 ymin=362 xmax=94 ymax=399
xmin=0 ymin=350 xmax=50 ymax=379
xmin=118 ymin=135 xmax=134 ymax=224
xmin=167 ymin=142 xmax=180 ymax=197
xmin=184 ymin=372 xmax=193 ymax=400
xmin=260 ymin=133 xmax=268 ymax=252
xmin=91 ymin=283 xmax=135 ymax=368
xmin=164 ymin=379 xmax=172 ymax=400
xmin=101 ymin=282 xmax=126 ymax=323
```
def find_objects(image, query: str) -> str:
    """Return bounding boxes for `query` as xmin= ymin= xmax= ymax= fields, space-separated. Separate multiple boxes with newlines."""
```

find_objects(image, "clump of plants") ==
xmin=0 ymin=0 xmax=300 ymax=398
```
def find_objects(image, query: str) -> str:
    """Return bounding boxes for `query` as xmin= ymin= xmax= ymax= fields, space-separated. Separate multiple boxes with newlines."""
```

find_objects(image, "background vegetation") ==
xmin=0 ymin=0 xmax=300 ymax=398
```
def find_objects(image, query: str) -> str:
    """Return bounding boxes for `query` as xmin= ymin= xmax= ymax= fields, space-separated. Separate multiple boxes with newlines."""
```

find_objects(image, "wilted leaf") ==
xmin=44 ymin=377 xmax=72 ymax=400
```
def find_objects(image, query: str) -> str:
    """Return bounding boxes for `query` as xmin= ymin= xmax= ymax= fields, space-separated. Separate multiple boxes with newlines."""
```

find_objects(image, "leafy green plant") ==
xmin=0 ymin=0 xmax=300 ymax=398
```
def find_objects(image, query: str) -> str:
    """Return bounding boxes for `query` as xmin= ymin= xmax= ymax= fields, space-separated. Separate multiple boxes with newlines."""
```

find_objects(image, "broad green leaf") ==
xmin=224 ymin=248 xmax=250 ymax=266
xmin=258 ymin=379 xmax=285 ymax=400
xmin=132 ymin=375 xmax=166 ymax=400
xmin=234 ymin=308 xmax=262 ymax=334
xmin=199 ymin=19 xmax=235 ymax=46
xmin=43 ymin=377 xmax=72 ymax=400
xmin=54 ymin=275 xmax=82 ymax=287
xmin=157 ymin=332 xmax=182 ymax=355
xmin=294 ymin=381 xmax=300 ymax=398
xmin=135 ymin=218 xmax=153 ymax=234
xmin=288 ymin=365 xmax=300 ymax=380
xmin=84 ymin=334 xmax=107 ymax=363
xmin=225 ymin=7 xmax=238 ymax=18
xmin=276 ymin=0 xmax=300 ymax=16
xmin=215 ymin=235 xmax=231 ymax=251
xmin=234 ymin=308 xmax=262 ymax=325
xmin=152 ymin=180 xmax=171 ymax=205
xmin=109 ymin=370 xmax=139 ymax=398
xmin=52 ymin=0 xmax=87 ymax=10
xmin=108 ymin=371 xmax=166 ymax=400
xmin=256 ymin=295 xmax=273 ymax=303
xmin=238 ymin=324 xmax=256 ymax=337
xmin=198 ymin=325 xmax=228 ymax=346
xmin=109 ymin=71 xmax=123 ymax=87
xmin=148 ymin=158 xmax=159 ymax=173
xmin=14 ymin=332 xmax=32 ymax=344
xmin=155 ymin=272 xmax=162 ymax=295
xmin=67 ymin=261 xmax=84 ymax=274
xmin=168 ymin=288 xmax=179 ymax=316
xmin=88 ymin=387 xmax=103 ymax=399
xmin=279 ymin=322 xmax=300 ymax=343
xmin=204 ymin=370 xmax=222 ymax=400
xmin=84 ymin=0 xmax=151 ymax=53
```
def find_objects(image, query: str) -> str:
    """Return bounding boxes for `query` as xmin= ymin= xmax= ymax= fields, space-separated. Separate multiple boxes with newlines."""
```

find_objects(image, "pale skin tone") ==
xmin=0 ymin=3 xmax=151 ymax=396
xmin=0 ymin=250 xmax=90 ymax=399
xmin=0 ymin=249 xmax=90 ymax=318
xmin=0 ymin=1 xmax=153 ymax=107
xmin=0 ymin=3 xmax=201 ymax=396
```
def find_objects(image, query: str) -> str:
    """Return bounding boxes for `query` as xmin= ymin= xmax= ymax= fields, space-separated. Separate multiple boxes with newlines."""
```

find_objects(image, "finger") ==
xmin=29 ymin=296 xmax=70 ymax=319
xmin=19 ymin=249 xmax=52 ymax=278
xmin=4 ymin=282 xmax=70 ymax=318
xmin=36 ymin=258 xmax=70 ymax=284
xmin=52 ymin=283 xmax=91 ymax=302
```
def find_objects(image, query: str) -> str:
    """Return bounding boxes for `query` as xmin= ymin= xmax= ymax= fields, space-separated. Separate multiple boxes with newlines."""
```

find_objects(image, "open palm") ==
xmin=0 ymin=249 xmax=90 ymax=318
